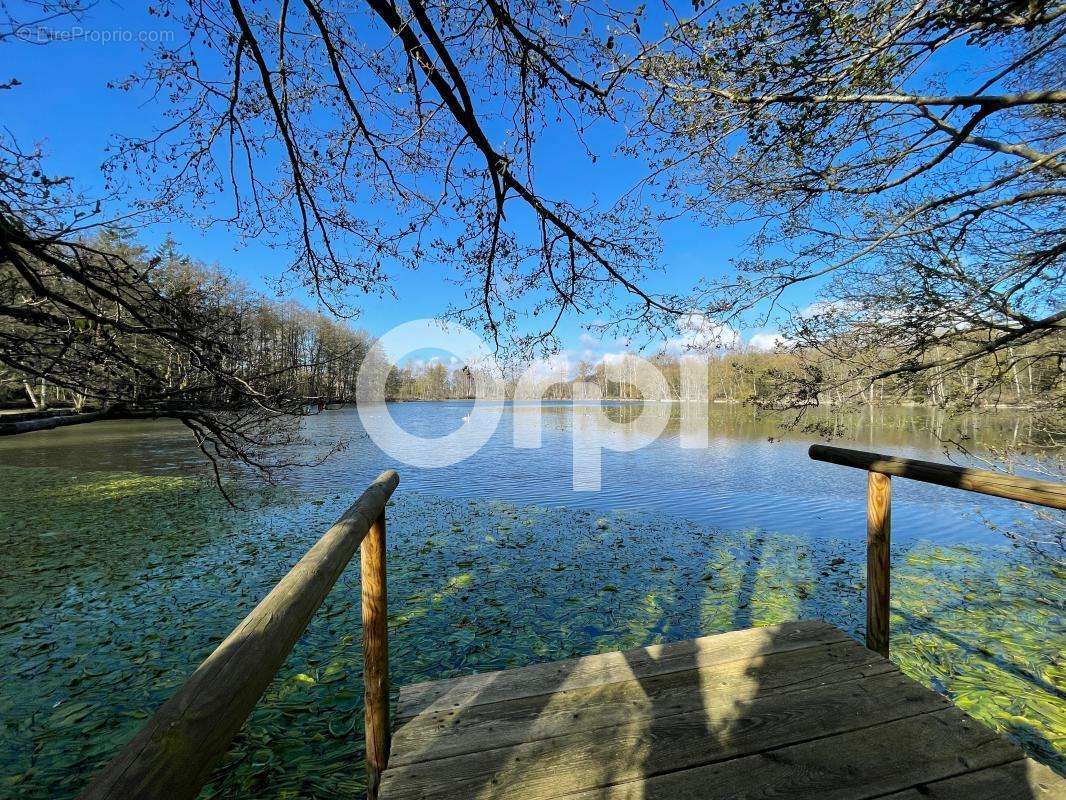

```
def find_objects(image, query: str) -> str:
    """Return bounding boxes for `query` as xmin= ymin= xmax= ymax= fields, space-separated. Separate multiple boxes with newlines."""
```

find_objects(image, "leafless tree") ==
xmin=103 ymin=0 xmax=693 ymax=350
xmin=0 ymin=134 xmax=367 ymax=493
xmin=637 ymin=0 xmax=1063 ymax=411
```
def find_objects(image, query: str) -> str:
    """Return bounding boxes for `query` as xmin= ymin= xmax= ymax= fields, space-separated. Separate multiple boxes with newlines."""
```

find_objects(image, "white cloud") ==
xmin=521 ymin=352 xmax=572 ymax=382
xmin=564 ymin=316 xmax=794 ymax=366
xmin=665 ymin=312 xmax=741 ymax=354
xmin=799 ymin=299 xmax=859 ymax=319
xmin=747 ymin=332 xmax=794 ymax=352
xmin=570 ymin=333 xmax=634 ymax=365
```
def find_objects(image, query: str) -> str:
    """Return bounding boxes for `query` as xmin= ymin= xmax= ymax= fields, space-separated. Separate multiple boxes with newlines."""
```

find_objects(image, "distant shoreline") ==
xmin=2 ymin=400 xmax=1041 ymax=425
xmin=374 ymin=398 xmax=1043 ymax=410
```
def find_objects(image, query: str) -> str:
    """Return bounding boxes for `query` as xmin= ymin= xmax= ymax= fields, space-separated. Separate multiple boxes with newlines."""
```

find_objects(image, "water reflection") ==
xmin=0 ymin=402 xmax=1047 ymax=545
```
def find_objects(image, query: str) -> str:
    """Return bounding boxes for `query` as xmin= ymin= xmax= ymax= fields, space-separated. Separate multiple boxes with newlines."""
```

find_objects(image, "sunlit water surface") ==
xmin=0 ymin=402 xmax=1050 ymax=545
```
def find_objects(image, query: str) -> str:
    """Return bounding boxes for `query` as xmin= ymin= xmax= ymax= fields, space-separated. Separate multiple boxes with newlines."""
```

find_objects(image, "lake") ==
xmin=0 ymin=402 xmax=1050 ymax=546
xmin=0 ymin=403 xmax=1061 ymax=798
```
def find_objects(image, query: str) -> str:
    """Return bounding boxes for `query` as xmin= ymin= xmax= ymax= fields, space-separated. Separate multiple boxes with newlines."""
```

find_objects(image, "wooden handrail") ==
xmin=79 ymin=469 xmax=400 ymax=800
xmin=809 ymin=444 xmax=1066 ymax=509
xmin=809 ymin=445 xmax=1065 ymax=658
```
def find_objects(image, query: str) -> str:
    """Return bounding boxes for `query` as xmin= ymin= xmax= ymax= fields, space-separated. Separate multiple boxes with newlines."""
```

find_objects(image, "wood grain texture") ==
xmin=362 ymin=510 xmax=390 ymax=799
xmin=867 ymin=470 xmax=892 ymax=657
xmin=396 ymin=619 xmax=847 ymax=721
xmin=809 ymin=444 xmax=1066 ymax=509
xmin=382 ymin=624 xmax=1066 ymax=800
xmin=381 ymin=670 xmax=952 ymax=799
xmin=389 ymin=639 xmax=892 ymax=768
xmin=78 ymin=470 xmax=400 ymax=800
xmin=879 ymin=759 xmax=1066 ymax=800
xmin=557 ymin=707 xmax=1026 ymax=800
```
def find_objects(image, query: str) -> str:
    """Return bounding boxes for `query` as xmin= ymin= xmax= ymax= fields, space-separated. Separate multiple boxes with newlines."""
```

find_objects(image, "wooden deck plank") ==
xmin=396 ymin=619 xmax=847 ymax=721
xmin=381 ymin=669 xmax=952 ymax=799
xmin=878 ymin=759 xmax=1066 ymax=800
xmin=381 ymin=624 xmax=1066 ymax=800
xmin=557 ymin=707 xmax=1024 ymax=800
xmin=389 ymin=638 xmax=894 ymax=768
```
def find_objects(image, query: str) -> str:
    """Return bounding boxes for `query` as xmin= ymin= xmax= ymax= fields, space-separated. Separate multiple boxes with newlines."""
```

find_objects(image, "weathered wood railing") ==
xmin=809 ymin=445 xmax=1066 ymax=657
xmin=78 ymin=469 xmax=399 ymax=800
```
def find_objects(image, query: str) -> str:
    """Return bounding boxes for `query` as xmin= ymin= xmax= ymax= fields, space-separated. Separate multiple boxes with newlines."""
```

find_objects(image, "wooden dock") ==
xmin=380 ymin=620 xmax=1064 ymax=800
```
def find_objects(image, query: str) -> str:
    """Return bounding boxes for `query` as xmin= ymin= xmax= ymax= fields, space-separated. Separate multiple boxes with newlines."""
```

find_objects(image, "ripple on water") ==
xmin=0 ymin=404 xmax=1051 ymax=547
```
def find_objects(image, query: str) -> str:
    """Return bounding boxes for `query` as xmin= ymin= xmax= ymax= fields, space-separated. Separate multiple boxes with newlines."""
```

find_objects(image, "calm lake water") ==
xmin=0 ymin=402 xmax=1061 ymax=798
xmin=0 ymin=401 xmax=1049 ymax=545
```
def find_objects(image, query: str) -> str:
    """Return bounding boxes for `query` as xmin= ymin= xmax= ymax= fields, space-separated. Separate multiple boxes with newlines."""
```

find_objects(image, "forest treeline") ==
xmin=0 ymin=231 xmax=378 ymax=466
xmin=3 ymin=231 xmax=1060 ymax=415
xmin=387 ymin=345 xmax=1062 ymax=409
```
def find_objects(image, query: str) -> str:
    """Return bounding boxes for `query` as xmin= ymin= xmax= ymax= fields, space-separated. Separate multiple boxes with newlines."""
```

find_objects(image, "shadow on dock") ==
xmin=383 ymin=613 xmax=1052 ymax=799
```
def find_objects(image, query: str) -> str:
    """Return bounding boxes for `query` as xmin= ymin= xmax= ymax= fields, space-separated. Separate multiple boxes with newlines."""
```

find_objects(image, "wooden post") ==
xmin=866 ymin=472 xmax=891 ymax=658
xmin=362 ymin=510 xmax=390 ymax=799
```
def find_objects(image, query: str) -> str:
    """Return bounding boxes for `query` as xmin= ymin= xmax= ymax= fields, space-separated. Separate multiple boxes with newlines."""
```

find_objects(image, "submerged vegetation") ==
xmin=1 ymin=464 xmax=1061 ymax=798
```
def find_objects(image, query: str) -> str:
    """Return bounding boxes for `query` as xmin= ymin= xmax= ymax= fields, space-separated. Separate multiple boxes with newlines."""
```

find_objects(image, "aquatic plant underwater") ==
xmin=0 ymin=466 xmax=1061 ymax=798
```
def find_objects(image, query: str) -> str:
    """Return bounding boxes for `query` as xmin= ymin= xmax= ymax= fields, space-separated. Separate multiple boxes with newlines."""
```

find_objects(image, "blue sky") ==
xmin=2 ymin=1 xmax=810 ymax=359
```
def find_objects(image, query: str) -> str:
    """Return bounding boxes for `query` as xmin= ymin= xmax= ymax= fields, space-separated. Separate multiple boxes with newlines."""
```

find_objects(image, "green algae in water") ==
xmin=892 ymin=548 xmax=1065 ymax=766
xmin=0 ymin=466 xmax=1062 ymax=798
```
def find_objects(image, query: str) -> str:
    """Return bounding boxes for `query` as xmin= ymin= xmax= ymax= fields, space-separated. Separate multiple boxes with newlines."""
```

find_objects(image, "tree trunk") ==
xmin=23 ymin=380 xmax=40 ymax=409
